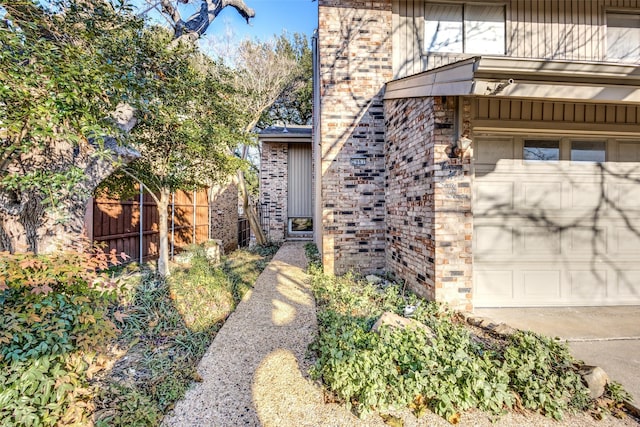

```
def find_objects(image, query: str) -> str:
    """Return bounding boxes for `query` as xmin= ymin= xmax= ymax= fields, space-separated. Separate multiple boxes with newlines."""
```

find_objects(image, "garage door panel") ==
xmin=523 ymin=182 xmax=562 ymax=210
xmin=617 ymin=184 xmax=640 ymax=209
xmin=474 ymin=270 xmax=513 ymax=302
xmin=475 ymin=181 xmax=514 ymax=211
xmin=570 ymin=183 xmax=607 ymax=209
xmin=569 ymin=227 xmax=607 ymax=253
xmin=475 ymin=225 xmax=513 ymax=255
xmin=569 ymin=270 xmax=608 ymax=299
xmin=614 ymin=227 xmax=640 ymax=254
xmin=616 ymin=270 xmax=640 ymax=297
xmin=618 ymin=142 xmax=640 ymax=162
xmin=522 ymin=270 xmax=561 ymax=297
xmin=522 ymin=227 xmax=561 ymax=254
xmin=476 ymin=139 xmax=514 ymax=165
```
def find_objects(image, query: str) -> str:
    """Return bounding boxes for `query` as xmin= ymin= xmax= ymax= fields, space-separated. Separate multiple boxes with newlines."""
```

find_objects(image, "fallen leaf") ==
xmin=113 ymin=311 xmax=129 ymax=323
xmin=448 ymin=413 xmax=461 ymax=424
xmin=381 ymin=413 xmax=404 ymax=427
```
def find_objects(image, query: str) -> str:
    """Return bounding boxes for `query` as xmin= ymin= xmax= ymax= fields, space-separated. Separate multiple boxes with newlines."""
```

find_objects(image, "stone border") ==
xmin=460 ymin=311 xmax=640 ymax=416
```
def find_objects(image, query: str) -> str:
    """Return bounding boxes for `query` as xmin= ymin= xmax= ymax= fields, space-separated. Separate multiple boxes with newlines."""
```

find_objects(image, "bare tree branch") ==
xmin=159 ymin=0 xmax=184 ymax=28
xmin=170 ymin=0 xmax=255 ymax=44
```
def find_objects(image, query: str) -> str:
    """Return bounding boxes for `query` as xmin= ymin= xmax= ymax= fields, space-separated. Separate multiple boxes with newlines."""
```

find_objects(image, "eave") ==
xmin=258 ymin=126 xmax=312 ymax=144
xmin=384 ymin=56 xmax=640 ymax=103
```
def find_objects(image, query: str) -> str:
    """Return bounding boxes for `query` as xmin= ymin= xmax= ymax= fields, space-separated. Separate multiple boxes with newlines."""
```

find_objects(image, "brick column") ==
xmin=318 ymin=0 xmax=392 ymax=275
xmin=384 ymin=96 xmax=473 ymax=311
xmin=259 ymin=142 xmax=288 ymax=242
xmin=209 ymin=178 xmax=240 ymax=253
xmin=431 ymin=97 xmax=473 ymax=311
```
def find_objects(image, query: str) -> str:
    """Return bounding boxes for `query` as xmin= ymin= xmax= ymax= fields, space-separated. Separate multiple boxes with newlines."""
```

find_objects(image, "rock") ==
xmin=465 ymin=315 xmax=491 ymax=327
xmin=366 ymin=274 xmax=384 ymax=285
xmin=371 ymin=311 xmax=435 ymax=339
xmin=205 ymin=240 xmax=224 ymax=265
xmin=174 ymin=252 xmax=193 ymax=265
xmin=579 ymin=365 xmax=609 ymax=398
xmin=112 ymin=102 xmax=137 ymax=132
xmin=489 ymin=323 xmax=517 ymax=337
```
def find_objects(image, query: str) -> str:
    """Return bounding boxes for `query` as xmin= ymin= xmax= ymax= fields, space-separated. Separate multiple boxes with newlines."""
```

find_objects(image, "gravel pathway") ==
xmin=162 ymin=242 xmax=638 ymax=427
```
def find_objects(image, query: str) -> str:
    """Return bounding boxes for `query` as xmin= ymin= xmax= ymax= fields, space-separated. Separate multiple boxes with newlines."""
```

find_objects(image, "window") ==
xmin=523 ymin=140 xmax=559 ymax=161
xmin=424 ymin=3 xmax=505 ymax=54
xmin=607 ymin=12 xmax=640 ymax=62
xmin=571 ymin=141 xmax=606 ymax=162
xmin=289 ymin=218 xmax=313 ymax=233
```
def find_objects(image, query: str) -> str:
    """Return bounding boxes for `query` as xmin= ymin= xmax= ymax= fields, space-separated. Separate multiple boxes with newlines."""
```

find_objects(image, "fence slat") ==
xmin=93 ymin=188 xmax=210 ymax=262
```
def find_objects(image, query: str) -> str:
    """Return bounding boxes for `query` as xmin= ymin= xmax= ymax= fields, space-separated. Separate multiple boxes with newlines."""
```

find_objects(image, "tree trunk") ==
xmin=237 ymin=169 xmax=266 ymax=246
xmin=157 ymin=188 xmax=171 ymax=277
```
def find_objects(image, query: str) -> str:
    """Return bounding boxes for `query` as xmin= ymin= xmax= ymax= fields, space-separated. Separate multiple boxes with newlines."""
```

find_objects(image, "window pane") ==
xmin=571 ymin=141 xmax=606 ymax=162
xmin=524 ymin=141 xmax=560 ymax=161
xmin=607 ymin=13 xmax=640 ymax=62
xmin=425 ymin=3 xmax=463 ymax=53
xmin=465 ymin=5 xmax=505 ymax=54
xmin=290 ymin=218 xmax=313 ymax=232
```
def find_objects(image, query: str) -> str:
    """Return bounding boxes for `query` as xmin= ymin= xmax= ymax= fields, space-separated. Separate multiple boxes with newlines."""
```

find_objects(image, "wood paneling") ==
xmin=92 ymin=189 xmax=210 ymax=262
xmin=393 ymin=0 xmax=640 ymax=78
xmin=288 ymin=144 xmax=313 ymax=218
xmin=475 ymin=98 xmax=640 ymax=124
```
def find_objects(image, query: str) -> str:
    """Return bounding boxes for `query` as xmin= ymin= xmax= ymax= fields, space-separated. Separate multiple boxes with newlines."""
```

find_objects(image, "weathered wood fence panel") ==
xmin=89 ymin=189 xmax=209 ymax=263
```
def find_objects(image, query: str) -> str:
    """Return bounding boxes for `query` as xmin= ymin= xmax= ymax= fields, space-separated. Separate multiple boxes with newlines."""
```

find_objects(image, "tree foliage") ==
xmin=0 ymin=0 xmax=142 ymax=253
xmin=1 ymin=0 xmax=252 ymax=261
xmin=259 ymin=33 xmax=313 ymax=127
xmin=99 ymin=27 xmax=248 ymax=275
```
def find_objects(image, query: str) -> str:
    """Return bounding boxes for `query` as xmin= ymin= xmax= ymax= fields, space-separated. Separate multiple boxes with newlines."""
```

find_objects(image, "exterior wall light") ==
xmin=454 ymin=136 xmax=472 ymax=158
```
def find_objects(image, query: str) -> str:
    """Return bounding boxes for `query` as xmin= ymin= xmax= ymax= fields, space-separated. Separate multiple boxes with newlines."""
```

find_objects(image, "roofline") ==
xmin=384 ymin=57 xmax=640 ymax=103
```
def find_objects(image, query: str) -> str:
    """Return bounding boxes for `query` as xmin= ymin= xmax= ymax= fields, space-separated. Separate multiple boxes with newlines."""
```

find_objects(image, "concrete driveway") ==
xmin=474 ymin=307 xmax=640 ymax=405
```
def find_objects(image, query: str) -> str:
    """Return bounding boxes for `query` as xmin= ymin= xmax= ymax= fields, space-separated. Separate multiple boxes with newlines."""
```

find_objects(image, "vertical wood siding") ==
xmin=393 ymin=0 xmax=640 ymax=79
xmin=474 ymin=98 xmax=640 ymax=124
xmin=92 ymin=189 xmax=209 ymax=262
xmin=287 ymin=143 xmax=313 ymax=218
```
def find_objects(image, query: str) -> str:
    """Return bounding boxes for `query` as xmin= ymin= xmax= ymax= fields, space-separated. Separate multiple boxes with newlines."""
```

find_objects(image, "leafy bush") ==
xmin=306 ymin=247 xmax=623 ymax=422
xmin=0 ymin=249 xmax=122 ymax=426
xmin=502 ymin=332 xmax=591 ymax=419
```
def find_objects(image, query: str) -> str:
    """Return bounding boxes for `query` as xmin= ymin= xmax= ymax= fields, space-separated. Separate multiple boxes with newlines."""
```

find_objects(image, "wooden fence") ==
xmin=86 ymin=188 xmax=210 ymax=263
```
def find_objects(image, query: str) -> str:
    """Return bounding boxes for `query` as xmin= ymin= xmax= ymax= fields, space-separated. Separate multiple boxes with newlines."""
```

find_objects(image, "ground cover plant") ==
xmin=0 ymin=243 xmax=278 ymax=426
xmin=304 ymin=244 xmax=632 ymax=424
xmin=0 ymin=247 xmax=124 ymax=426
xmin=94 ymin=243 xmax=279 ymax=426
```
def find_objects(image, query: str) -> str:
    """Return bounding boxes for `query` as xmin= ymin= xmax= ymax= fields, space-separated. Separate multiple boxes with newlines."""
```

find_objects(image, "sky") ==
xmin=133 ymin=0 xmax=318 ymax=56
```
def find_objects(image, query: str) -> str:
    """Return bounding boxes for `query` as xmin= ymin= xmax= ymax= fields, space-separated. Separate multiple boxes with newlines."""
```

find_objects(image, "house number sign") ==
xmin=350 ymin=157 xmax=366 ymax=167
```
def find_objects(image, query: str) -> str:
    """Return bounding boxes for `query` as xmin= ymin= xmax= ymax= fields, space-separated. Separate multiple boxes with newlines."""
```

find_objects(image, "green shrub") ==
xmin=0 ymin=249 xmax=122 ymax=426
xmin=305 ymin=250 xmax=617 ymax=422
xmin=502 ymin=331 xmax=591 ymax=419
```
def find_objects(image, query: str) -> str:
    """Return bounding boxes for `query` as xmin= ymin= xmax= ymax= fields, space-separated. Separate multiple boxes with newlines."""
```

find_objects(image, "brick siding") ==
xmin=260 ymin=142 xmax=288 ymax=241
xmin=318 ymin=0 xmax=392 ymax=275
xmin=209 ymin=179 xmax=239 ymax=253
xmin=385 ymin=96 xmax=473 ymax=311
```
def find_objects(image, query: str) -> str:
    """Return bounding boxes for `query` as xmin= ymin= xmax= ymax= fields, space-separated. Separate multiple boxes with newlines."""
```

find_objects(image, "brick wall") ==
xmin=385 ymin=96 xmax=473 ymax=310
xmin=259 ymin=142 xmax=288 ymax=241
xmin=385 ymin=97 xmax=437 ymax=299
xmin=209 ymin=179 xmax=239 ymax=253
xmin=318 ymin=0 xmax=392 ymax=275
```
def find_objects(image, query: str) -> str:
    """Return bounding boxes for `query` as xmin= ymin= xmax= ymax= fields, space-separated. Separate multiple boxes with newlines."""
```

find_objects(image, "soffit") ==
xmin=384 ymin=56 xmax=640 ymax=103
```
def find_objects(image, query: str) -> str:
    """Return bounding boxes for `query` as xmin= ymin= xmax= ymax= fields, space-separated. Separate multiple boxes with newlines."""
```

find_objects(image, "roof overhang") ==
xmin=258 ymin=126 xmax=312 ymax=143
xmin=384 ymin=56 xmax=640 ymax=103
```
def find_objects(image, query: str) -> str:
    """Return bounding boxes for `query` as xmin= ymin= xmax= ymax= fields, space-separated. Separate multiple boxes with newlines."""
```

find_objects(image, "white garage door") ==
xmin=473 ymin=136 xmax=640 ymax=307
